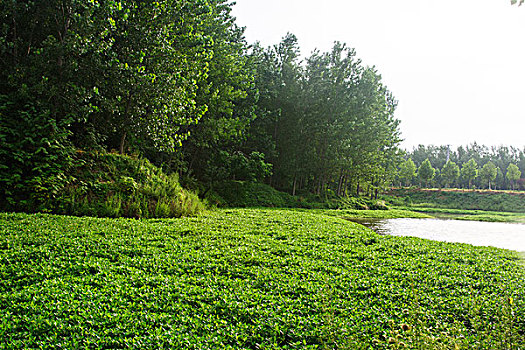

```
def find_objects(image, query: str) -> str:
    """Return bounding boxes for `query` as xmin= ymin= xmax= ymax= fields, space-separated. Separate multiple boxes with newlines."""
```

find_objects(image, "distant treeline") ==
xmin=398 ymin=144 xmax=525 ymax=190
xmin=0 ymin=0 xmax=401 ymax=208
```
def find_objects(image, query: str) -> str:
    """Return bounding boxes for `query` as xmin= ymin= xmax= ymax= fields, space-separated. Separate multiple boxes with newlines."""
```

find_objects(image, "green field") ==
xmin=310 ymin=208 xmax=432 ymax=220
xmin=1 ymin=209 xmax=524 ymax=349
xmin=383 ymin=188 xmax=525 ymax=223
xmin=385 ymin=188 xmax=525 ymax=214
xmin=396 ymin=206 xmax=525 ymax=224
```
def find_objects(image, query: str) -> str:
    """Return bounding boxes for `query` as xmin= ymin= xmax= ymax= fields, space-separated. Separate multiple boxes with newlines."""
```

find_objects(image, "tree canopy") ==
xmin=399 ymin=145 xmax=524 ymax=190
xmin=15 ymin=1 xmax=523 ymax=211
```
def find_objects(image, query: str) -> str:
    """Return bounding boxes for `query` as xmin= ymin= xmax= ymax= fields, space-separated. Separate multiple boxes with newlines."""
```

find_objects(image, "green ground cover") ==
xmin=385 ymin=188 xmax=525 ymax=213
xmin=398 ymin=206 xmax=525 ymax=224
xmin=311 ymin=208 xmax=432 ymax=221
xmin=1 ymin=209 xmax=524 ymax=349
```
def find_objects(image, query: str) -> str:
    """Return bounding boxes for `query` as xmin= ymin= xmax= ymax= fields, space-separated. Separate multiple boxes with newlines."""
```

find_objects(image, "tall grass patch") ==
xmin=49 ymin=151 xmax=203 ymax=218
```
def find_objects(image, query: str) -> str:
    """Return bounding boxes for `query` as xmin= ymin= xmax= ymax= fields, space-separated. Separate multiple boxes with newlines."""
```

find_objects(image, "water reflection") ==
xmin=348 ymin=218 xmax=525 ymax=252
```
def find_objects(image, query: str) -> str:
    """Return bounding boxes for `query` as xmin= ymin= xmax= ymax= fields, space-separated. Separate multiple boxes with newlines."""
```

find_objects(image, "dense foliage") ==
xmin=0 ymin=0 xmax=216 ymax=209
xmin=1 ymin=210 xmax=524 ymax=348
xmin=246 ymin=36 xmax=401 ymax=198
xmin=399 ymin=144 xmax=525 ymax=190
xmin=0 ymin=151 xmax=204 ymax=218
xmin=0 ymin=1 xmax=403 ymax=210
xmin=209 ymin=180 xmax=389 ymax=210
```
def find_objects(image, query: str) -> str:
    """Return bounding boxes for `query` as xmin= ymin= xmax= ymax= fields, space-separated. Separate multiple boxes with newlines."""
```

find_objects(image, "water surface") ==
xmin=350 ymin=218 xmax=525 ymax=252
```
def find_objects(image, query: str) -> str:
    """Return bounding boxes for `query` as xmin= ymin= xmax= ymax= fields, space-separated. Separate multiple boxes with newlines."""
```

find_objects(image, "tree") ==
xmin=495 ymin=167 xmax=504 ymax=190
xmin=302 ymin=42 xmax=366 ymax=195
xmin=0 ymin=0 xmax=254 ymax=208
xmin=461 ymin=159 xmax=478 ymax=189
xmin=405 ymin=144 xmax=525 ymax=190
xmin=0 ymin=0 xmax=213 ymax=155
xmin=249 ymin=38 xmax=401 ymax=197
xmin=480 ymin=161 xmax=497 ymax=189
xmin=418 ymin=159 xmax=435 ymax=187
xmin=511 ymin=0 xmax=524 ymax=5
xmin=87 ymin=0 xmax=210 ymax=154
xmin=176 ymin=0 xmax=258 ymax=183
xmin=506 ymin=163 xmax=522 ymax=190
xmin=441 ymin=160 xmax=460 ymax=188
xmin=398 ymin=159 xmax=416 ymax=186
xmin=248 ymin=34 xmax=305 ymax=192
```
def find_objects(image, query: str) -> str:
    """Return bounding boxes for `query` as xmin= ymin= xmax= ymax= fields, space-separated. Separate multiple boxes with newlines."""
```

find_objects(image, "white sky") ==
xmin=231 ymin=0 xmax=525 ymax=150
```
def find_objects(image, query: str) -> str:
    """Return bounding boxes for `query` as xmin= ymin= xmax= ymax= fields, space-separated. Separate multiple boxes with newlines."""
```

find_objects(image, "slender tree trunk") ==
xmin=292 ymin=175 xmax=297 ymax=196
xmin=187 ymin=147 xmax=198 ymax=175
xmin=342 ymin=173 xmax=348 ymax=197
xmin=119 ymin=131 xmax=127 ymax=155
xmin=120 ymin=93 xmax=133 ymax=154
xmin=12 ymin=13 xmax=17 ymax=63
xmin=337 ymin=170 xmax=344 ymax=197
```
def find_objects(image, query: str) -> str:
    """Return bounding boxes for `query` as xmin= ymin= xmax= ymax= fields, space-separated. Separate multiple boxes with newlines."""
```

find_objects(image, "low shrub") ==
xmin=211 ymin=180 xmax=393 ymax=211
xmin=211 ymin=181 xmax=296 ymax=208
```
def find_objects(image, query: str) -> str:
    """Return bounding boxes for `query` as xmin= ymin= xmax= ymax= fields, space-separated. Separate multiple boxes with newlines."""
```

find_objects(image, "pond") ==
xmin=349 ymin=218 xmax=525 ymax=252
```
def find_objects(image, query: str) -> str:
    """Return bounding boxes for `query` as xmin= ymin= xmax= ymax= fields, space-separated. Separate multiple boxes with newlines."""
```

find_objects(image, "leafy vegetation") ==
xmin=208 ymin=181 xmax=297 ymax=208
xmin=1 ymin=1 xmax=404 ymax=210
xmin=1 ymin=209 xmax=524 ymax=348
xmin=1 ymin=2 xmax=523 ymax=348
xmin=209 ymin=180 xmax=399 ymax=211
xmin=0 ymin=151 xmax=204 ymax=218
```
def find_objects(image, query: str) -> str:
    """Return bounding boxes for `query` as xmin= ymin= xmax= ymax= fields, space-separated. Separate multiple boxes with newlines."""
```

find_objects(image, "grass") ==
xmin=52 ymin=151 xmax=205 ymax=218
xmin=397 ymin=206 xmax=525 ymax=224
xmin=1 ymin=209 xmax=524 ymax=349
xmin=385 ymin=188 xmax=525 ymax=214
xmin=310 ymin=208 xmax=432 ymax=220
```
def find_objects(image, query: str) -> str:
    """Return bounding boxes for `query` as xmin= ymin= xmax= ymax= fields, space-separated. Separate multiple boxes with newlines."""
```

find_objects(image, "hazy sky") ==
xmin=231 ymin=0 xmax=525 ymax=150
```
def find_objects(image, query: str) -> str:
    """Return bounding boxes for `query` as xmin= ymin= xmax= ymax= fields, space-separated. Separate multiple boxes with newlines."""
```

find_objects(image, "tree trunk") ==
xmin=120 ymin=93 xmax=133 ymax=155
xmin=337 ymin=170 xmax=344 ymax=197
xmin=342 ymin=174 xmax=348 ymax=197
xmin=119 ymin=131 xmax=127 ymax=155
xmin=12 ymin=13 xmax=18 ymax=63
xmin=292 ymin=175 xmax=297 ymax=196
